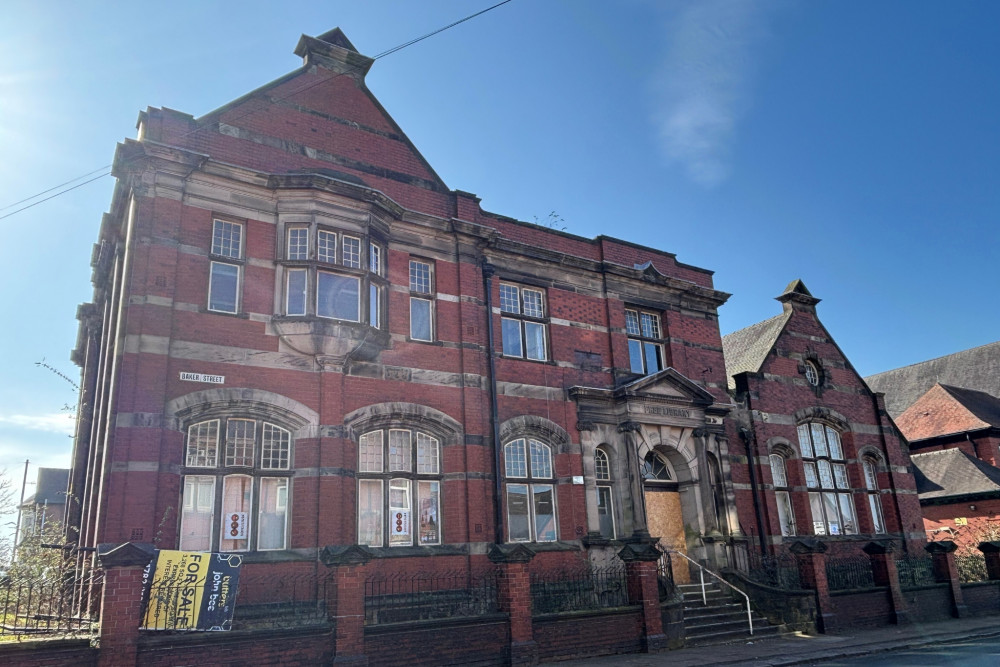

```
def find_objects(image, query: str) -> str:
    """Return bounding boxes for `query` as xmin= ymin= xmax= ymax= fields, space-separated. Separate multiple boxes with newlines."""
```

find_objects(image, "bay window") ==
xmin=279 ymin=224 xmax=384 ymax=328
xmin=357 ymin=429 xmax=441 ymax=547
xmin=179 ymin=417 xmax=292 ymax=552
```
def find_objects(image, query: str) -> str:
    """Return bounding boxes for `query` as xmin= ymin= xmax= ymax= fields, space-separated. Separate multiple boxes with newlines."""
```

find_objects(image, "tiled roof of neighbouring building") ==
xmin=911 ymin=448 xmax=1000 ymax=501
xmin=865 ymin=340 xmax=1000 ymax=419
xmin=896 ymin=384 xmax=1000 ymax=442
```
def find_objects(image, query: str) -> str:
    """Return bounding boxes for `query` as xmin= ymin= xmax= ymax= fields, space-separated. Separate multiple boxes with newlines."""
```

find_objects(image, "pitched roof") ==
xmin=722 ymin=312 xmax=790 ymax=389
xmin=896 ymin=384 xmax=1000 ymax=441
xmin=865 ymin=340 xmax=1000 ymax=418
xmin=910 ymin=448 xmax=1000 ymax=501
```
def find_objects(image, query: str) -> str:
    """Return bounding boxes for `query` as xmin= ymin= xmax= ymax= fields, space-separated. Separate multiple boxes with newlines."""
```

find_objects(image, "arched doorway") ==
xmin=640 ymin=449 xmax=691 ymax=583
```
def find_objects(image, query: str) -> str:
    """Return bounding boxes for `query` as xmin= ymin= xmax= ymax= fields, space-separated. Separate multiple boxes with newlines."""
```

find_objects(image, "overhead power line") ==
xmin=0 ymin=0 xmax=515 ymax=222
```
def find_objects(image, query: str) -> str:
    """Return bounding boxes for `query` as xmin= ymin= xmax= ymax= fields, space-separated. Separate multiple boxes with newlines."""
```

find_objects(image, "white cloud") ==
xmin=651 ymin=0 xmax=779 ymax=187
xmin=0 ymin=412 xmax=75 ymax=435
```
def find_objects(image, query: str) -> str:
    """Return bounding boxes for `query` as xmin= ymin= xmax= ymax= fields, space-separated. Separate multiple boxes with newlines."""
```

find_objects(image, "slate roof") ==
xmin=722 ymin=312 xmax=790 ymax=390
xmin=910 ymin=448 xmax=1000 ymax=502
xmin=865 ymin=340 xmax=1000 ymax=419
xmin=896 ymin=384 xmax=1000 ymax=442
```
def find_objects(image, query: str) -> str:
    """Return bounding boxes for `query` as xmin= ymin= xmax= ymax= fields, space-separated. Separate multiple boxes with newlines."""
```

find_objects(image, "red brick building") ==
xmin=722 ymin=280 xmax=926 ymax=557
xmin=897 ymin=384 xmax=1000 ymax=549
xmin=67 ymin=28 xmax=737 ymax=598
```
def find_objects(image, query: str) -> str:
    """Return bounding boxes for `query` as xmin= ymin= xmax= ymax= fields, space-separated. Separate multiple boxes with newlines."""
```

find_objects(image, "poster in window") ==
xmin=227 ymin=512 xmax=248 ymax=539
xmin=140 ymin=550 xmax=242 ymax=631
xmin=392 ymin=510 xmax=410 ymax=538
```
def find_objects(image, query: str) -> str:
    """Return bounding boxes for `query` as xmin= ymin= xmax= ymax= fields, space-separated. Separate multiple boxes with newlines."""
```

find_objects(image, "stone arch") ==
xmin=857 ymin=445 xmax=887 ymax=468
xmin=165 ymin=387 xmax=318 ymax=437
xmin=767 ymin=437 xmax=797 ymax=459
xmin=793 ymin=406 xmax=850 ymax=432
xmin=499 ymin=415 xmax=571 ymax=453
xmin=343 ymin=402 xmax=463 ymax=446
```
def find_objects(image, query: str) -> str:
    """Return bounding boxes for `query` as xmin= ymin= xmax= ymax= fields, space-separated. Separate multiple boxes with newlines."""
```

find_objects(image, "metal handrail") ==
xmin=667 ymin=549 xmax=753 ymax=636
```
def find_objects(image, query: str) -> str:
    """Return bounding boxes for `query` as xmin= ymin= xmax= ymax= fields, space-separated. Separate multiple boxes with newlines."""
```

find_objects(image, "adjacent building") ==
xmin=722 ymin=281 xmax=925 ymax=556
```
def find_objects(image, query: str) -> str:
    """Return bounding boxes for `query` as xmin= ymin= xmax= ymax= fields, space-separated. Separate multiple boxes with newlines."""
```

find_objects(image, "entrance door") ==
xmin=641 ymin=451 xmax=689 ymax=584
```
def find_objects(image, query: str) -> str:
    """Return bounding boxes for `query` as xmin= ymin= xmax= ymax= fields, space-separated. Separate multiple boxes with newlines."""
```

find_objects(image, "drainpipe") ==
xmin=873 ymin=392 xmax=909 ymax=553
xmin=738 ymin=377 xmax=768 ymax=556
xmin=482 ymin=261 xmax=505 ymax=545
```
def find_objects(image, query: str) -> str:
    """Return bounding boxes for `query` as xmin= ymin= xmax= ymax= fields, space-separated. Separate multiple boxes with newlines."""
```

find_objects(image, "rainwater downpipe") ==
xmin=482 ymin=261 xmax=506 ymax=545
xmin=739 ymin=383 xmax=768 ymax=556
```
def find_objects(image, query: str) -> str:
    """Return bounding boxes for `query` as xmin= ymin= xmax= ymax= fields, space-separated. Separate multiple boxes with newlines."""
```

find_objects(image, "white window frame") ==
xmin=798 ymin=423 xmax=858 ymax=536
xmin=863 ymin=459 xmax=886 ymax=534
xmin=208 ymin=220 xmax=243 ymax=314
xmin=769 ymin=453 xmax=796 ymax=537
xmin=179 ymin=418 xmax=292 ymax=552
xmin=625 ymin=308 xmax=664 ymax=375
xmin=499 ymin=283 xmax=548 ymax=361
xmin=595 ymin=448 xmax=615 ymax=539
xmin=504 ymin=438 xmax=557 ymax=543
xmin=409 ymin=259 xmax=435 ymax=342
xmin=357 ymin=428 xmax=442 ymax=547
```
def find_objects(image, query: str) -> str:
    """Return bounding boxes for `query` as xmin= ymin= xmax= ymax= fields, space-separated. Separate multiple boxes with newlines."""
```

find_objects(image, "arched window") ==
xmin=769 ymin=453 xmax=796 ymax=537
xmin=595 ymin=448 xmax=615 ymax=539
xmin=180 ymin=418 xmax=292 ymax=552
xmin=797 ymin=423 xmax=857 ymax=535
xmin=640 ymin=451 xmax=672 ymax=481
xmin=863 ymin=458 xmax=886 ymax=534
xmin=504 ymin=438 xmax=557 ymax=542
xmin=357 ymin=428 xmax=441 ymax=547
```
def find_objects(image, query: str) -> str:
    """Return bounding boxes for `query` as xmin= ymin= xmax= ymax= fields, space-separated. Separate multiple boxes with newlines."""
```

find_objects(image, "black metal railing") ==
xmin=232 ymin=571 xmax=330 ymax=629
xmin=956 ymin=554 xmax=988 ymax=583
xmin=895 ymin=556 xmax=936 ymax=588
xmin=739 ymin=551 xmax=802 ymax=590
xmin=364 ymin=570 xmax=499 ymax=626
xmin=656 ymin=547 xmax=676 ymax=599
xmin=0 ymin=565 xmax=103 ymax=637
xmin=825 ymin=554 xmax=875 ymax=591
xmin=530 ymin=564 xmax=629 ymax=614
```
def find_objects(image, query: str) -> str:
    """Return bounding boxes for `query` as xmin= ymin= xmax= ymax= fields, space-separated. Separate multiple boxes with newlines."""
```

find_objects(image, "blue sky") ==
xmin=1 ymin=0 xmax=998 ymax=492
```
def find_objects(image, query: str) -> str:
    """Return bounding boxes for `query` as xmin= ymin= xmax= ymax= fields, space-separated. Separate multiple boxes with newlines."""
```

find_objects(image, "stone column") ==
xmin=96 ymin=542 xmax=156 ymax=667
xmin=321 ymin=545 xmax=374 ymax=665
xmin=978 ymin=541 xmax=1000 ymax=580
xmin=489 ymin=544 xmax=537 ymax=667
xmin=925 ymin=541 xmax=968 ymax=618
xmin=862 ymin=541 xmax=909 ymax=624
xmin=619 ymin=422 xmax=650 ymax=539
xmin=789 ymin=539 xmax=835 ymax=633
xmin=618 ymin=541 xmax=667 ymax=653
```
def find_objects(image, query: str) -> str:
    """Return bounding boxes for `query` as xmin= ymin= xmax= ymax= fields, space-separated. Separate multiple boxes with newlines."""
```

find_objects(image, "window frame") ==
xmin=503 ymin=438 xmax=558 ymax=543
xmin=278 ymin=224 xmax=384 ymax=328
xmin=499 ymin=283 xmax=549 ymax=362
xmin=769 ymin=453 xmax=796 ymax=537
xmin=624 ymin=308 xmax=665 ymax=375
xmin=797 ymin=422 xmax=858 ymax=536
xmin=408 ymin=259 xmax=435 ymax=342
xmin=208 ymin=219 xmax=244 ymax=314
xmin=179 ymin=417 xmax=293 ymax=553
xmin=357 ymin=428 xmax=442 ymax=548
xmin=594 ymin=448 xmax=616 ymax=539
xmin=863 ymin=458 xmax=886 ymax=534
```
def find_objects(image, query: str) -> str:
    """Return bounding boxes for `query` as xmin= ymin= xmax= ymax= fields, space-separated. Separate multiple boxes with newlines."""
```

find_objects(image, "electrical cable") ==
xmin=0 ymin=0 xmax=516 ymax=221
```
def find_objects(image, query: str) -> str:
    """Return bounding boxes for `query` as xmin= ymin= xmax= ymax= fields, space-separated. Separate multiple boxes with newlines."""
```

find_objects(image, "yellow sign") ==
xmin=955 ymin=517 xmax=968 ymax=526
xmin=140 ymin=550 xmax=242 ymax=631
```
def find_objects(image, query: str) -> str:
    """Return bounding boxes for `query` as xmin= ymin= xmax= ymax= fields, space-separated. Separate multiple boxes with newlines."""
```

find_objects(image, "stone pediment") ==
xmin=615 ymin=368 xmax=714 ymax=406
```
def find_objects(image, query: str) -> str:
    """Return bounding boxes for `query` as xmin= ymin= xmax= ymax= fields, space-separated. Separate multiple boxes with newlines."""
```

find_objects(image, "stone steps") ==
xmin=678 ymin=581 xmax=787 ymax=647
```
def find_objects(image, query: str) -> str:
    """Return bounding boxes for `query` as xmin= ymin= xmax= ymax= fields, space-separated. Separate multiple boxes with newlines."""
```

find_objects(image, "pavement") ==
xmin=548 ymin=615 xmax=1000 ymax=666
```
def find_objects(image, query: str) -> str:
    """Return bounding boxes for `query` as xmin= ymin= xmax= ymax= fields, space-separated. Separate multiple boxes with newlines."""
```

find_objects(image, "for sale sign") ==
xmin=140 ymin=550 xmax=242 ymax=631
